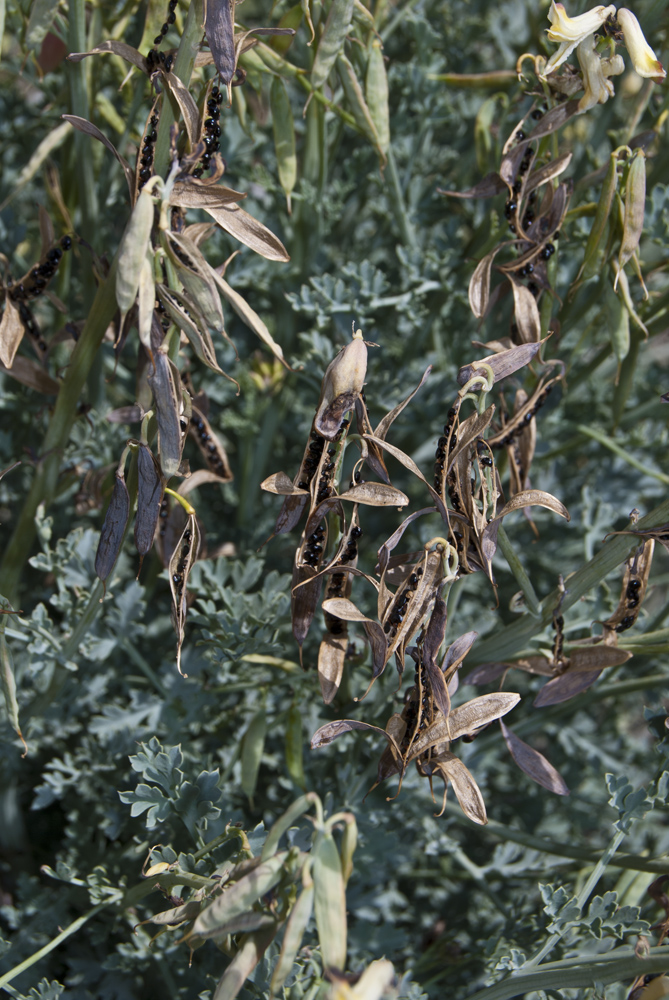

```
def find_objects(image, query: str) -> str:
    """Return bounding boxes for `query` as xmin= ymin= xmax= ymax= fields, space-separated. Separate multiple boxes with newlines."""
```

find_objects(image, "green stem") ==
xmin=385 ymin=146 xmax=416 ymax=248
xmin=576 ymin=424 xmax=669 ymax=486
xmin=469 ymin=495 xmax=669 ymax=665
xmin=524 ymin=828 xmax=626 ymax=969
xmin=466 ymin=946 xmax=669 ymax=1000
xmin=0 ymin=262 xmax=118 ymax=604
xmin=441 ymin=802 xmax=669 ymax=874
xmin=496 ymin=525 xmax=542 ymax=617
xmin=0 ymin=901 xmax=111 ymax=991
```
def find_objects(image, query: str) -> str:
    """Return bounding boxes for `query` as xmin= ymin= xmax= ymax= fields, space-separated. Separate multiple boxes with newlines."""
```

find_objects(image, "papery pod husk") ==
xmin=500 ymin=719 xmax=569 ymax=795
xmin=420 ymin=752 xmax=487 ymax=824
xmin=510 ymin=278 xmax=541 ymax=343
xmin=0 ymin=294 xmax=25 ymax=368
xmin=318 ymin=517 xmax=360 ymax=703
xmin=188 ymin=405 xmax=233 ymax=482
xmin=168 ymin=512 xmax=200 ymax=676
xmin=507 ymin=388 xmax=536 ymax=498
xmin=601 ymin=539 xmax=654 ymax=642
xmin=311 ymin=0 xmax=354 ymax=89
xmin=156 ymin=281 xmax=229 ymax=378
xmin=457 ymin=340 xmax=546 ymax=387
xmin=134 ymin=443 xmax=165 ymax=567
xmin=312 ymin=830 xmax=347 ymax=972
xmin=533 ymin=645 xmax=633 ymax=707
xmin=164 ymin=231 xmax=226 ymax=342
xmin=116 ymin=187 xmax=154 ymax=322
xmin=315 ymin=331 xmax=367 ymax=440
xmin=95 ymin=469 xmax=130 ymax=590
xmin=618 ymin=150 xmax=646 ymax=274
xmin=270 ymin=75 xmax=297 ymax=213
xmin=147 ymin=348 xmax=184 ymax=478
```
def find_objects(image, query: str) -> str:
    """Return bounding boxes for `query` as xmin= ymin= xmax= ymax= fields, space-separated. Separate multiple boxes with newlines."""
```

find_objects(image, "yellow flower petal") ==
xmin=618 ymin=8 xmax=666 ymax=81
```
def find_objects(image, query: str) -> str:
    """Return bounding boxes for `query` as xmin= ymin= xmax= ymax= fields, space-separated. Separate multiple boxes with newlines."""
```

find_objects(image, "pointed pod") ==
xmin=365 ymin=39 xmax=390 ymax=155
xmin=147 ymin=349 xmax=185 ymax=478
xmin=241 ymin=707 xmax=267 ymax=806
xmin=116 ymin=187 xmax=154 ymax=320
xmin=95 ymin=470 xmax=130 ymax=588
xmin=192 ymin=851 xmax=291 ymax=940
xmin=134 ymin=444 xmax=164 ymax=563
xmin=618 ymin=149 xmax=646 ymax=273
xmin=270 ymin=870 xmax=314 ymax=995
xmin=312 ymin=830 xmax=347 ymax=972
xmin=311 ymin=0 xmax=355 ymax=89
xmin=0 ymin=294 xmax=25 ymax=369
xmin=315 ymin=330 xmax=368 ymax=439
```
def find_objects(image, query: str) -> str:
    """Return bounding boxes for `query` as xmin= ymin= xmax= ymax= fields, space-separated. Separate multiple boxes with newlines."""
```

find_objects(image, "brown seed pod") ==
xmin=188 ymin=405 xmax=233 ymax=482
xmin=601 ymin=539 xmax=654 ymax=642
xmin=148 ymin=348 xmax=186 ymax=479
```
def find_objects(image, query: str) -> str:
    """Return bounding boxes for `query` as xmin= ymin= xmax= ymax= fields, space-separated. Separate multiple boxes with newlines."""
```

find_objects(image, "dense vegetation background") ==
xmin=1 ymin=0 xmax=669 ymax=998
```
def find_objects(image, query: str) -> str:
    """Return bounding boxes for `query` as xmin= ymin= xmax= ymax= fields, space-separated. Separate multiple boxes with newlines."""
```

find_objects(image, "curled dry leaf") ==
xmin=162 ymin=72 xmax=200 ymax=148
xmin=212 ymin=271 xmax=292 ymax=370
xmin=67 ymin=39 xmax=147 ymax=72
xmin=421 ymin=752 xmax=488 ymax=824
xmin=61 ymin=115 xmax=134 ymax=197
xmin=202 ymin=201 xmax=289 ymax=262
xmin=338 ymin=482 xmax=409 ymax=507
xmin=168 ymin=180 xmax=246 ymax=210
xmin=510 ymin=278 xmax=542 ymax=343
xmin=439 ymin=172 xmax=507 ymax=199
xmin=534 ymin=646 xmax=632 ymax=707
xmin=500 ymin=720 xmax=569 ymax=795
xmin=260 ymin=472 xmax=308 ymax=496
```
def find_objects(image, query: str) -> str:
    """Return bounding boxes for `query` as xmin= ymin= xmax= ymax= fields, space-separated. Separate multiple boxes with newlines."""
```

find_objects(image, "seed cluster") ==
xmin=189 ymin=409 xmax=229 ymax=478
xmin=138 ymin=114 xmax=159 ymax=189
xmin=616 ymin=577 xmax=640 ymax=632
xmin=383 ymin=568 xmax=422 ymax=638
xmin=146 ymin=0 xmax=177 ymax=73
xmin=172 ymin=526 xmax=192 ymax=600
xmin=303 ymin=523 xmax=324 ymax=567
xmin=8 ymin=237 xmax=71 ymax=305
xmin=193 ymin=87 xmax=223 ymax=179
xmin=433 ymin=406 xmax=458 ymax=496
xmin=552 ymin=613 xmax=564 ymax=664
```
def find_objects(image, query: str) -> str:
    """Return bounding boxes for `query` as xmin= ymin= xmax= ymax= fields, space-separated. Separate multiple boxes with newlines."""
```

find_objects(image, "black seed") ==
xmin=154 ymin=35 xmax=163 ymax=45
xmin=60 ymin=236 xmax=72 ymax=250
xmin=531 ymin=109 xmax=543 ymax=119
xmin=516 ymin=131 xmax=525 ymax=141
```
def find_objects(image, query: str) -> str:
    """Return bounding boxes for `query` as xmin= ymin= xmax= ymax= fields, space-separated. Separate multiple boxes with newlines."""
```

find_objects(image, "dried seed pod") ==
xmin=204 ymin=0 xmax=235 ymax=104
xmin=95 ymin=467 xmax=130 ymax=592
xmin=601 ymin=539 xmax=654 ymax=642
xmin=188 ymin=405 xmax=233 ymax=481
xmin=168 ymin=510 xmax=200 ymax=675
xmin=488 ymin=375 xmax=558 ymax=448
xmin=147 ymin=348 xmax=184 ymax=478
xmin=0 ymin=293 xmax=24 ymax=368
xmin=134 ymin=443 xmax=164 ymax=570
xmin=314 ymin=329 xmax=367 ymax=440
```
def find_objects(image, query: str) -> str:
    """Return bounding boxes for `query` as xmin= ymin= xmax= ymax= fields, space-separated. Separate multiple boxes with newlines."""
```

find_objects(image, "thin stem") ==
xmin=0 ymin=261 xmax=118 ymax=603
xmin=385 ymin=146 xmax=417 ymax=248
xmin=577 ymin=424 xmax=669 ymax=486
xmin=524 ymin=827 xmax=626 ymax=969
xmin=0 ymin=901 xmax=111 ymax=991
xmin=496 ymin=525 xmax=542 ymax=617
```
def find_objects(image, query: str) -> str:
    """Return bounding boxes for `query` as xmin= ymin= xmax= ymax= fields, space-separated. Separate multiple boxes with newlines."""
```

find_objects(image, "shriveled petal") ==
xmin=618 ymin=9 xmax=666 ymax=81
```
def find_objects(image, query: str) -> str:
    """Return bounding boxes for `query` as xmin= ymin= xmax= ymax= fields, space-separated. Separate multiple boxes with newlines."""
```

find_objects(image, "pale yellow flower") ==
xmin=544 ymin=1 xmax=617 ymax=75
xmin=618 ymin=8 xmax=666 ymax=82
xmin=576 ymin=35 xmax=624 ymax=111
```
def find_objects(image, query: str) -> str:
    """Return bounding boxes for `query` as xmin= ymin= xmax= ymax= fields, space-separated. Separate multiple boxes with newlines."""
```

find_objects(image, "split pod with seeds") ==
xmin=168 ymin=506 xmax=200 ymax=676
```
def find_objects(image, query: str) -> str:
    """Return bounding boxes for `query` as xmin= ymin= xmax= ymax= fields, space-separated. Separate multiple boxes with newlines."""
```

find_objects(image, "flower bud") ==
xmin=544 ymin=2 xmax=616 ymax=75
xmin=618 ymin=9 xmax=666 ymax=82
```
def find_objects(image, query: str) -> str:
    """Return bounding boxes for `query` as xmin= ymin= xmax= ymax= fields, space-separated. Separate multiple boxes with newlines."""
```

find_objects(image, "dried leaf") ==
xmin=500 ymin=720 xmax=569 ymax=795
xmin=409 ymin=692 xmax=520 ymax=759
xmin=469 ymin=248 xmax=501 ymax=319
xmin=494 ymin=490 xmax=570 ymax=523
xmin=163 ymin=71 xmax=200 ymax=147
xmin=169 ymin=180 xmax=246 ymax=209
xmin=374 ymin=365 xmax=432 ymax=441
xmin=292 ymin=563 xmax=323 ymax=652
xmin=439 ymin=172 xmax=506 ymax=199
xmin=322 ymin=597 xmax=387 ymax=678
xmin=67 ymin=39 xmax=146 ymax=71
xmin=426 ymin=753 xmax=487 ymax=824
xmin=203 ymin=201 xmax=289 ymax=262
xmin=318 ymin=634 xmax=348 ymax=705
xmin=212 ymin=273 xmax=292 ymax=369
xmin=262 ymin=472 xmax=307 ymax=496
xmin=61 ymin=114 xmax=134 ymax=196
xmin=510 ymin=278 xmax=541 ymax=343
xmin=310 ymin=718 xmax=401 ymax=756
xmin=533 ymin=668 xmax=602 ymax=706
